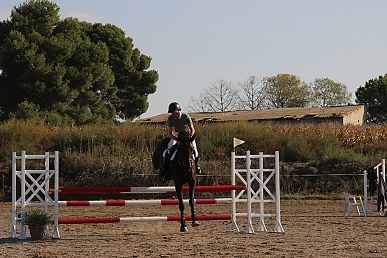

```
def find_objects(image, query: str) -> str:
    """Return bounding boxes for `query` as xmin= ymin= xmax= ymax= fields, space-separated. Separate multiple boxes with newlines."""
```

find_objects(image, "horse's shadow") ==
xmin=0 ymin=236 xmax=59 ymax=243
xmin=0 ymin=237 xmax=25 ymax=244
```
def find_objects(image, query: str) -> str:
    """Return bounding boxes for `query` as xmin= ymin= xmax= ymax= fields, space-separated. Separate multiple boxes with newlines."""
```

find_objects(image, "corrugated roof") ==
xmin=138 ymin=105 xmax=364 ymax=124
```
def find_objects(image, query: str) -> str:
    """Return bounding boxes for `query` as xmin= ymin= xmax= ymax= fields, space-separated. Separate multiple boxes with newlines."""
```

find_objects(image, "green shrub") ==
xmin=21 ymin=209 xmax=51 ymax=226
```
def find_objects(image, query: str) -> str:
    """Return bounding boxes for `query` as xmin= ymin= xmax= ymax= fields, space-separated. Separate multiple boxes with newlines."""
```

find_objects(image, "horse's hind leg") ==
xmin=189 ymin=181 xmax=200 ymax=227
xmin=175 ymin=185 xmax=188 ymax=232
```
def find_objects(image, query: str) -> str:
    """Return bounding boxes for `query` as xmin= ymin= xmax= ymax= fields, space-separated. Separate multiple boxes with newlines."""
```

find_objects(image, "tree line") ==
xmin=188 ymin=73 xmax=387 ymax=124
xmin=188 ymin=75 xmax=352 ymax=112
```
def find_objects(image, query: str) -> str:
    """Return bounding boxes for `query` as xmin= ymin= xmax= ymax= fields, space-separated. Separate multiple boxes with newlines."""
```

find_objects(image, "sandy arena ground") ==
xmin=1 ymin=199 xmax=387 ymax=258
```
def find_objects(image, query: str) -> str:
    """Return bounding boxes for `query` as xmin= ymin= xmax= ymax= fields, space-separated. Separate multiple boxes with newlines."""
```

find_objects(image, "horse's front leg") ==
xmin=175 ymin=184 xmax=188 ymax=232
xmin=189 ymin=180 xmax=200 ymax=227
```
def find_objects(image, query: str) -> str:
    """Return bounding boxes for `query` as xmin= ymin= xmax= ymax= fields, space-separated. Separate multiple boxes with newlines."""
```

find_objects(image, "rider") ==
xmin=159 ymin=102 xmax=202 ymax=180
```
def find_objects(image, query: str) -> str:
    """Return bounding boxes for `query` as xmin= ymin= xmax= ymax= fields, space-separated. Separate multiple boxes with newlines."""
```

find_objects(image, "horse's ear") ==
xmin=190 ymin=133 xmax=195 ymax=142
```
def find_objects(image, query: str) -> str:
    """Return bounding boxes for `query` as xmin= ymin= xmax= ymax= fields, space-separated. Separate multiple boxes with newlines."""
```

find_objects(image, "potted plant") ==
xmin=21 ymin=209 xmax=51 ymax=240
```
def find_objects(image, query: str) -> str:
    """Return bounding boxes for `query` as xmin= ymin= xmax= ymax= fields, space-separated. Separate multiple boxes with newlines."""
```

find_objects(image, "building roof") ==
xmin=138 ymin=105 xmax=364 ymax=124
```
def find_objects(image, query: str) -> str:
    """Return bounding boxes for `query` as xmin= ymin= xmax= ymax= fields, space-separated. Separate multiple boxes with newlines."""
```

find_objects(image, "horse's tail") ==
xmin=152 ymin=138 xmax=170 ymax=170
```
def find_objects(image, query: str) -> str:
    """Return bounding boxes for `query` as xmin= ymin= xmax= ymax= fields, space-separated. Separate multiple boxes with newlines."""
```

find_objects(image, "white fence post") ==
xmin=245 ymin=151 xmax=254 ymax=233
xmin=363 ymin=170 xmax=370 ymax=217
xmin=10 ymin=152 xmax=17 ymax=238
xmin=229 ymin=151 xmax=240 ymax=232
xmin=257 ymin=152 xmax=267 ymax=232
xmin=274 ymin=151 xmax=284 ymax=232
xmin=20 ymin=151 xmax=26 ymax=239
xmin=53 ymin=151 xmax=60 ymax=238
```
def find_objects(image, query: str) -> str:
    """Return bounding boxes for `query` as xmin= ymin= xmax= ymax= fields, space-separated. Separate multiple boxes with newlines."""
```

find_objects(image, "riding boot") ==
xmin=159 ymin=149 xmax=171 ymax=180
xmin=195 ymin=156 xmax=202 ymax=175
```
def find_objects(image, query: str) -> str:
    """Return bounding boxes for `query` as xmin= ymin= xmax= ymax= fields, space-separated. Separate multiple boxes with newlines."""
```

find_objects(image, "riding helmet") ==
xmin=168 ymin=102 xmax=181 ymax=113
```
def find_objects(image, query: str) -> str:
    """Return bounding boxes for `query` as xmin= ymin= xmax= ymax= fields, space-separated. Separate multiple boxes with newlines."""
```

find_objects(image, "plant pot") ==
xmin=28 ymin=225 xmax=46 ymax=240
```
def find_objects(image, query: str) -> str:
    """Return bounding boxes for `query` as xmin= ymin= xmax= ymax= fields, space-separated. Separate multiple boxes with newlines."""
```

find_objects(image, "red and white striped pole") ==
xmin=55 ymin=214 xmax=232 ymax=224
xmin=58 ymin=198 xmax=232 ymax=206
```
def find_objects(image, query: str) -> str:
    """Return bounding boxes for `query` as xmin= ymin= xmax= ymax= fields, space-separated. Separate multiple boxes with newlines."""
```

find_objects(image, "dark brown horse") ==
xmin=152 ymin=132 xmax=199 ymax=232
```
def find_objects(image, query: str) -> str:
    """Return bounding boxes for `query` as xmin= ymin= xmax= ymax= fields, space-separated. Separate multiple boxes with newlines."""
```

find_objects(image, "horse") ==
xmin=152 ymin=131 xmax=200 ymax=232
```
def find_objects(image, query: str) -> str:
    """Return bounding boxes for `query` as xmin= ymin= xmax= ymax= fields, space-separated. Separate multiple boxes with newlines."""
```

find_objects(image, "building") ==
xmin=139 ymin=105 xmax=366 ymax=126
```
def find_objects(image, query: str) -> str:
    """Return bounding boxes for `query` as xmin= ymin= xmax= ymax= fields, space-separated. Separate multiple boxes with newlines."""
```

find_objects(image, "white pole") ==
xmin=274 ymin=151 xmax=284 ymax=233
xmin=363 ymin=170 xmax=370 ymax=216
xmin=53 ymin=151 xmax=60 ymax=238
xmin=44 ymin=152 xmax=50 ymax=237
xmin=19 ymin=151 xmax=26 ymax=239
xmin=229 ymin=151 xmax=239 ymax=232
xmin=10 ymin=152 xmax=17 ymax=238
xmin=257 ymin=152 xmax=267 ymax=232
xmin=245 ymin=151 xmax=254 ymax=233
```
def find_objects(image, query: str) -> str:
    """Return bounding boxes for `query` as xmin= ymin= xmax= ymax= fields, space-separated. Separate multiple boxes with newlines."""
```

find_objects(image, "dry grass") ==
xmin=1 ymin=120 xmax=386 ymax=200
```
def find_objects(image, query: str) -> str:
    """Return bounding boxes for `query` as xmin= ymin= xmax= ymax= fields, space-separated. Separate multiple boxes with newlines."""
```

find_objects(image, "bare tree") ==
xmin=187 ymin=80 xmax=240 ymax=112
xmin=203 ymin=80 xmax=240 ymax=112
xmin=187 ymin=93 xmax=207 ymax=112
xmin=238 ymin=76 xmax=265 ymax=110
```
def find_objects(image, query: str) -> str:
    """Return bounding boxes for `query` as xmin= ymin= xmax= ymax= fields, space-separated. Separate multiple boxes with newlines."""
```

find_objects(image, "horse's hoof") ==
xmin=180 ymin=226 xmax=188 ymax=232
xmin=192 ymin=221 xmax=200 ymax=227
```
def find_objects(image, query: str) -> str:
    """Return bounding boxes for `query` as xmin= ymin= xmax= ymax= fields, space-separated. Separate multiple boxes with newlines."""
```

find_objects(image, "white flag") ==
xmin=233 ymin=138 xmax=245 ymax=148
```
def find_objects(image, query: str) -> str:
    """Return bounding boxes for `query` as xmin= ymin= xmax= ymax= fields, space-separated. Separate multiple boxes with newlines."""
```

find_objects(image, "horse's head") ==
xmin=177 ymin=126 xmax=194 ymax=142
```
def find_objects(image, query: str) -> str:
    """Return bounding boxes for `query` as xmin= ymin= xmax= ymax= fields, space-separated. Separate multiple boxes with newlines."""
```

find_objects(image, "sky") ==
xmin=1 ymin=0 xmax=387 ymax=119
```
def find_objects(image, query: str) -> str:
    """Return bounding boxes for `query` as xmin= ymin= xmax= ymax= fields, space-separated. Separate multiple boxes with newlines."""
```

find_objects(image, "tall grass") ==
xmin=1 ymin=119 xmax=387 ymax=200
xmin=196 ymin=122 xmax=386 ymax=163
